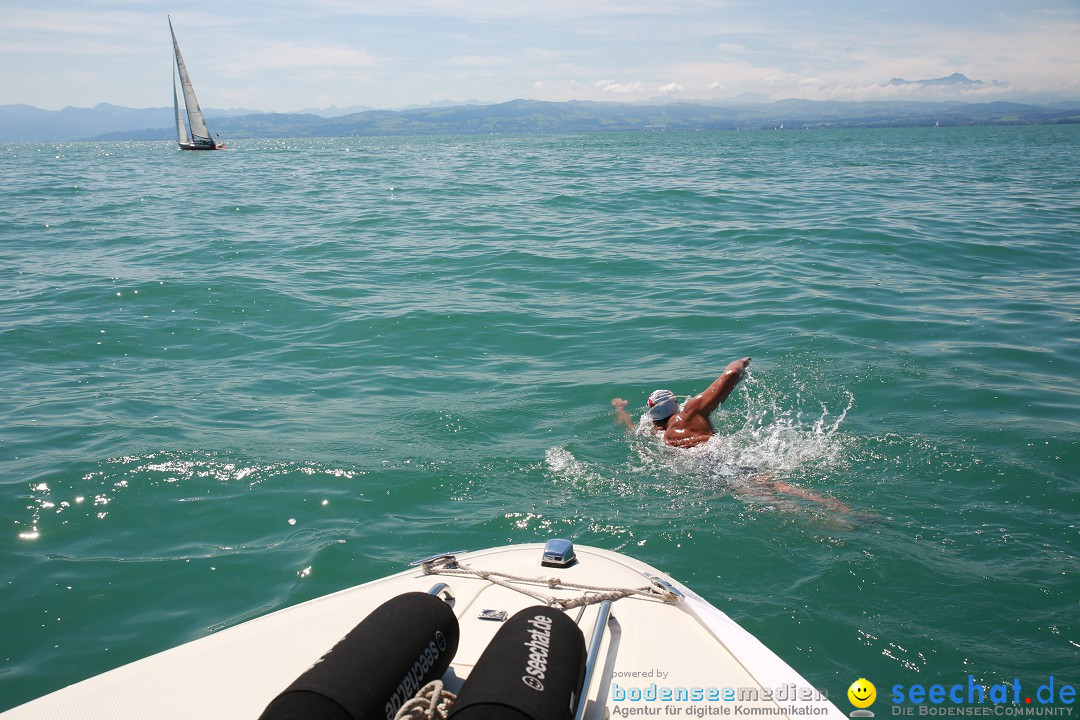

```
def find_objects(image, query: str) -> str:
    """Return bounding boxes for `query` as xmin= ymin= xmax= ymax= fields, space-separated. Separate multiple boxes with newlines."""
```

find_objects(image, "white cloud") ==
xmin=222 ymin=43 xmax=379 ymax=75
xmin=1 ymin=0 xmax=1077 ymax=111
xmin=714 ymin=43 xmax=748 ymax=55
xmin=0 ymin=8 xmax=148 ymax=37
xmin=302 ymin=0 xmax=737 ymax=24
xmin=442 ymin=54 xmax=514 ymax=67
xmin=594 ymin=79 xmax=643 ymax=94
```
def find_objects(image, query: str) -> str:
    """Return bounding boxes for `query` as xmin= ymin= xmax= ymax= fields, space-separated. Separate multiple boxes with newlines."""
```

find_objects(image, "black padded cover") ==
xmin=260 ymin=591 xmax=460 ymax=720
xmin=449 ymin=606 xmax=587 ymax=720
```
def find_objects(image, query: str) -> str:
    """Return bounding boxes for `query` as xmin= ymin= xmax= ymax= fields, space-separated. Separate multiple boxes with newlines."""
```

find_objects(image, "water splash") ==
xmin=715 ymin=371 xmax=855 ymax=475
xmin=544 ymin=445 xmax=610 ymax=486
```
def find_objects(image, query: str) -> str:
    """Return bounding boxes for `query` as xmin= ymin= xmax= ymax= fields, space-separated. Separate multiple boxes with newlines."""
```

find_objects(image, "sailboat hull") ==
xmin=178 ymin=142 xmax=226 ymax=151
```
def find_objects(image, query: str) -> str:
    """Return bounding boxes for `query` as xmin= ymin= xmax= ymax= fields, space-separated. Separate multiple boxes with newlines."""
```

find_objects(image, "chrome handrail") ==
xmin=573 ymin=600 xmax=612 ymax=720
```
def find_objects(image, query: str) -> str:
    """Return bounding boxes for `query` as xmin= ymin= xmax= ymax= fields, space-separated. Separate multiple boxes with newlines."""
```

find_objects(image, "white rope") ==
xmin=393 ymin=680 xmax=456 ymax=720
xmin=421 ymin=559 xmax=678 ymax=609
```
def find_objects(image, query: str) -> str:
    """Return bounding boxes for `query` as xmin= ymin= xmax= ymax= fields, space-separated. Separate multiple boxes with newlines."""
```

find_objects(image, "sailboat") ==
xmin=169 ymin=17 xmax=225 ymax=150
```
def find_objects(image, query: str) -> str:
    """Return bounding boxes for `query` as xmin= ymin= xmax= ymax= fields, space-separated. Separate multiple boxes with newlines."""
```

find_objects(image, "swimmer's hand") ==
xmin=612 ymin=398 xmax=633 ymax=430
xmin=722 ymin=357 xmax=751 ymax=377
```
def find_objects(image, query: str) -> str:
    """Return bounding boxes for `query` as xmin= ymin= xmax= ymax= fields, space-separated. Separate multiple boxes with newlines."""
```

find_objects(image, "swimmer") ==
xmin=613 ymin=357 xmax=852 ymax=515
xmin=612 ymin=356 xmax=751 ymax=449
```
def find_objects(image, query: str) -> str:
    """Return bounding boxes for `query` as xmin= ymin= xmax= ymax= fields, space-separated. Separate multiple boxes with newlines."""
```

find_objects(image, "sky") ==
xmin=3 ymin=0 xmax=1079 ymax=112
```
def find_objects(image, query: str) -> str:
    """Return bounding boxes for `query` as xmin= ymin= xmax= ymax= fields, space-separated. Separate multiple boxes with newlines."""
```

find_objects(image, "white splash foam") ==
xmin=621 ymin=372 xmax=856 ymax=493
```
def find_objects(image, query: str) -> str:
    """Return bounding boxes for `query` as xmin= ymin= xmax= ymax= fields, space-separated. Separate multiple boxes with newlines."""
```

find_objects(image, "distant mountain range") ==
xmin=886 ymin=72 xmax=1007 ymax=90
xmin=2 ymin=98 xmax=1078 ymax=143
xmin=0 ymin=103 xmax=264 ymax=143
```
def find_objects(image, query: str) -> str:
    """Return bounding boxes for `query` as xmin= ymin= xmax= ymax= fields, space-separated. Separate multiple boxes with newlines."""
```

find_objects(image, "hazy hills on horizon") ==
xmin=2 ymin=96 xmax=1079 ymax=143
xmin=0 ymin=98 xmax=504 ymax=143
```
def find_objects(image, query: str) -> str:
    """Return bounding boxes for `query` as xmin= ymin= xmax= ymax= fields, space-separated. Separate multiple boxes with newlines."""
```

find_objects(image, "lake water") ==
xmin=1 ymin=126 xmax=1077 ymax=712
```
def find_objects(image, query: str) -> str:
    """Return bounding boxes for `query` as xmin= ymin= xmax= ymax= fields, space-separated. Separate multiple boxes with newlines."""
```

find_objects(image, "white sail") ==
xmin=173 ymin=73 xmax=191 ymax=145
xmin=169 ymin=17 xmax=216 ymax=148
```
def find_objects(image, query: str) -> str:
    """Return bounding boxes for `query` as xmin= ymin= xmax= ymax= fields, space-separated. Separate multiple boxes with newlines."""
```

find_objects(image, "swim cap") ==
xmin=647 ymin=389 xmax=679 ymax=421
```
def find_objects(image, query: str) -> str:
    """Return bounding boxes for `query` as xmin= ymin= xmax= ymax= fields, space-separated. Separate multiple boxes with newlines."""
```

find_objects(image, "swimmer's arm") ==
xmin=682 ymin=357 xmax=751 ymax=417
xmin=663 ymin=432 xmax=711 ymax=448
xmin=612 ymin=398 xmax=635 ymax=430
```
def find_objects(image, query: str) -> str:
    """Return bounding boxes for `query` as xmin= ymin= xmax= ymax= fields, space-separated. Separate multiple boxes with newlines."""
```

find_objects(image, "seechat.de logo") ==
xmin=849 ymin=679 xmax=877 ymax=718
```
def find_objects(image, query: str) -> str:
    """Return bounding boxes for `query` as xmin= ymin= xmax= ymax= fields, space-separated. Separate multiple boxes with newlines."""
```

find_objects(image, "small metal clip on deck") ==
xmin=426 ymin=583 xmax=456 ymax=605
xmin=645 ymin=573 xmax=684 ymax=598
xmin=410 ymin=550 xmax=465 ymax=572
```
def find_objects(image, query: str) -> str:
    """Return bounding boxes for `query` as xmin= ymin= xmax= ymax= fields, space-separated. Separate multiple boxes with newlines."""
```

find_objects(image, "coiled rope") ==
xmin=419 ymin=557 xmax=679 ymax=609
xmin=394 ymin=680 xmax=456 ymax=720
xmin=394 ymin=556 xmax=680 ymax=719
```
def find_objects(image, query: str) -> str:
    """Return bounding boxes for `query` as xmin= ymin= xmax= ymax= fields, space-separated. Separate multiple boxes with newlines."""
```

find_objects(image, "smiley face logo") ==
xmin=848 ymin=679 xmax=876 ymax=709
